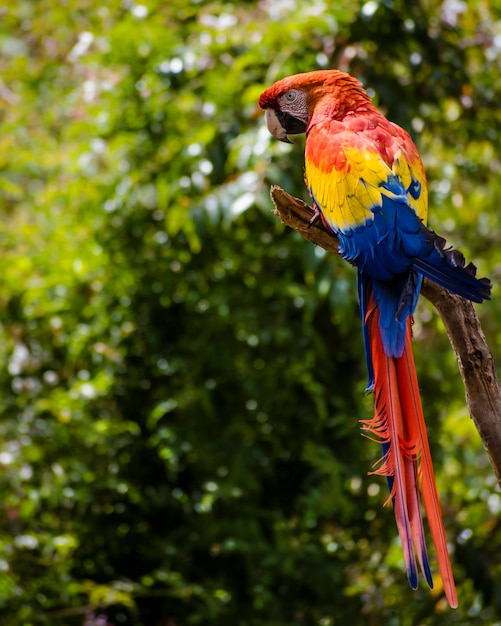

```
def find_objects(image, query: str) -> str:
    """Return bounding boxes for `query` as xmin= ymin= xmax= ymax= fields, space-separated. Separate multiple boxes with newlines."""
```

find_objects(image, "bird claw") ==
xmin=308 ymin=208 xmax=322 ymax=228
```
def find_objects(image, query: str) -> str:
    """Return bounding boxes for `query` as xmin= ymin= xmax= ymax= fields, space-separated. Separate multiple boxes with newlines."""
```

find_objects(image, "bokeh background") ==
xmin=1 ymin=0 xmax=501 ymax=624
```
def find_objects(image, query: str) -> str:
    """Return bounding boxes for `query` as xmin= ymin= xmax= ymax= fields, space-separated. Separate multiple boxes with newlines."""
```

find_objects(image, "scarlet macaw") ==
xmin=259 ymin=69 xmax=491 ymax=608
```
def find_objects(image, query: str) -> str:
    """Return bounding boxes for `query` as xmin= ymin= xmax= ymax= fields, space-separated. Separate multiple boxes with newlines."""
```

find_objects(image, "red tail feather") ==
xmin=361 ymin=293 xmax=458 ymax=608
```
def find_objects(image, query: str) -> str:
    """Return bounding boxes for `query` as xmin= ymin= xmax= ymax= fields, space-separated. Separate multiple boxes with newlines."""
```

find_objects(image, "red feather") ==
xmin=361 ymin=288 xmax=458 ymax=608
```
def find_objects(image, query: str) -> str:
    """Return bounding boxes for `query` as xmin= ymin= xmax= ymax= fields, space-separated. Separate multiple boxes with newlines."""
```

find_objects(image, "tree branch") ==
xmin=270 ymin=185 xmax=501 ymax=485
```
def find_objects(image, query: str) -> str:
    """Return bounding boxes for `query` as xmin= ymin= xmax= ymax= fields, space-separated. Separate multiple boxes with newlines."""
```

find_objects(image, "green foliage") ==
xmin=1 ymin=0 xmax=501 ymax=624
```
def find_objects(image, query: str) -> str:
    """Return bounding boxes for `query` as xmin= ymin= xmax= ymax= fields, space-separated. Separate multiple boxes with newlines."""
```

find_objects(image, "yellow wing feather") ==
xmin=392 ymin=149 xmax=427 ymax=220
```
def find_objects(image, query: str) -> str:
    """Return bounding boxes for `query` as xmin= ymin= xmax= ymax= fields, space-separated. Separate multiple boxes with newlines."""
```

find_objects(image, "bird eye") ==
xmin=285 ymin=90 xmax=297 ymax=102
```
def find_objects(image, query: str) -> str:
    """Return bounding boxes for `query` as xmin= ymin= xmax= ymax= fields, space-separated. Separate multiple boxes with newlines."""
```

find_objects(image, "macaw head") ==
xmin=258 ymin=69 xmax=373 ymax=142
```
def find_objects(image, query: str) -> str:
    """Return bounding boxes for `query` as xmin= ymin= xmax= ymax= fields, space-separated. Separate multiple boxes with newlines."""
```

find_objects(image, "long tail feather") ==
xmin=397 ymin=331 xmax=458 ymax=608
xmin=361 ymin=290 xmax=458 ymax=608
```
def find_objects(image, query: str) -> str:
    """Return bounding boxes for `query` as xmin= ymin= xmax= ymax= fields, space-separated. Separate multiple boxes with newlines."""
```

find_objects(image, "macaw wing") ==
xmin=304 ymin=122 xmax=428 ymax=238
xmin=305 ymin=124 xmax=429 ymax=286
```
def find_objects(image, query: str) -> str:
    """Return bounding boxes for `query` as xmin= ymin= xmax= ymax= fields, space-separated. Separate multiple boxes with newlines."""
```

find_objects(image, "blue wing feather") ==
xmin=338 ymin=185 xmax=490 ymax=362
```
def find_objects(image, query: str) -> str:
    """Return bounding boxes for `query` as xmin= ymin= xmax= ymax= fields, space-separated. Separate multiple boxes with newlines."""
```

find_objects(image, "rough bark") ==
xmin=270 ymin=185 xmax=501 ymax=485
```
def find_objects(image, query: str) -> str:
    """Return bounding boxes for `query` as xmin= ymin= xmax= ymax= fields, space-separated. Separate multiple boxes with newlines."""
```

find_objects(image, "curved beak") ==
xmin=264 ymin=109 xmax=307 ymax=143
xmin=265 ymin=109 xmax=292 ymax=143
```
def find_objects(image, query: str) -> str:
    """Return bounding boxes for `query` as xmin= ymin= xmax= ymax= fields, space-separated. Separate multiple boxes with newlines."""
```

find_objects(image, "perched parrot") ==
xmin=259 ymin=69 xmax=491 ymax=608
